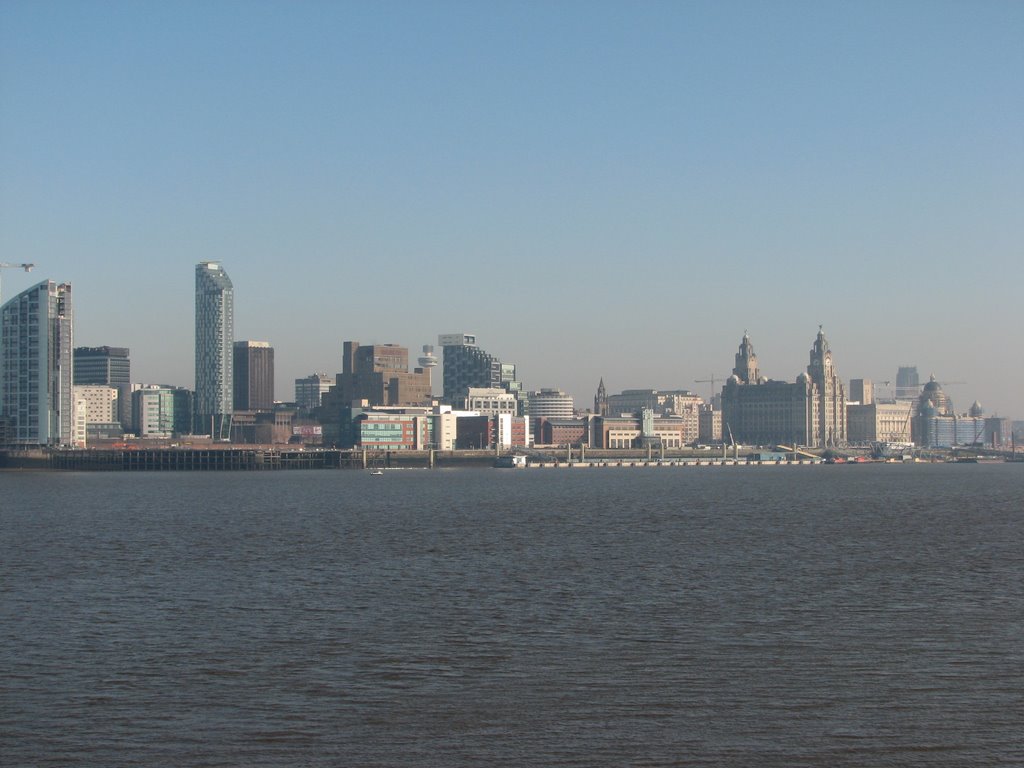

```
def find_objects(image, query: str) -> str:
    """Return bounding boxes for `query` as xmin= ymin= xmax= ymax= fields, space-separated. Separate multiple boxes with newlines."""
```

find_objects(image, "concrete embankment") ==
xmin=0 ymin=447 xmax=499 ymax=471
xmin=2 ymin=447 xmax=816 ymax=471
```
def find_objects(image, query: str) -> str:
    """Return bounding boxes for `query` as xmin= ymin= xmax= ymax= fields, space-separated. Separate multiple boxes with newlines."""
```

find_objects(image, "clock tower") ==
xmin=807 ymin=326 xmax=847 ymax=447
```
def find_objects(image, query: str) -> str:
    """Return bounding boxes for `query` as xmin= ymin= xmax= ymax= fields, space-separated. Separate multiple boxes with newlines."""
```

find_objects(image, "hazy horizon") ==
xmin=3 ymin=2 xmax=1021 ymax=417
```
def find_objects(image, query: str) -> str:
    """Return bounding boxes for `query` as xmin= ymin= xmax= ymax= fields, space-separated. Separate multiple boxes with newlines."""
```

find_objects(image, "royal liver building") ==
xmin=806 ymin=327 xmax=847 ymax=448
xmin=721 ymin=327 xmax=847 ymax=449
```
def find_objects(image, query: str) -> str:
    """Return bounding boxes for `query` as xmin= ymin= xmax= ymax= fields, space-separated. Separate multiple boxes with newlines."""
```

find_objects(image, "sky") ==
xmin=2 ymin=1 xmax=1022 ymax=417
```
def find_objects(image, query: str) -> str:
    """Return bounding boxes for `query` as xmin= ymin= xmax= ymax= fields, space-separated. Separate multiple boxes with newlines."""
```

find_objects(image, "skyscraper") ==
xmin=0 ymin=280 xmax=74 ymax=446
xmin=895 ymin=366 xmax=920 ymax=401
xmin=194 ymin=262 xmax=233 ymax=438
xmin=233 ymin=341 xmax=274 ymax=411
xmin=438 ymin=333 xmax=520 ymax=403
xmin=74 ymin=346 xmax=131 ymax=429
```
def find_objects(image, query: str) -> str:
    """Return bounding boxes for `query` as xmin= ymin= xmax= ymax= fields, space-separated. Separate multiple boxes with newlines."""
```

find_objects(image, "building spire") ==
xmin=733 ymin=331 xmax=759 ymax=384
xmin=595 ymin=378 xmax=608 ymax=416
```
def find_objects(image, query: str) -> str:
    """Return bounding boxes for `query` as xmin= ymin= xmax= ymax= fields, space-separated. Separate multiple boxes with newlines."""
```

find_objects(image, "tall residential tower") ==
xmin=0 ymin=280 xmax=74 ymax=446
xmin=194 ymin=262 xmax=234 ymax=438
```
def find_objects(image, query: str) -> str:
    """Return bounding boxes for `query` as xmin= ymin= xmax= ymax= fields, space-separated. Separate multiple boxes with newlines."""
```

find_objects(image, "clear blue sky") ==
xmin=2 ymin=1 xmax=1022 ymax=416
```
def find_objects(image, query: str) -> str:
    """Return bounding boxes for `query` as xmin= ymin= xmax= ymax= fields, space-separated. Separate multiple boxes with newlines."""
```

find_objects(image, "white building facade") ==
xmin=461 ymin=387 xmax=519 ymax=416
xmin=524 ymin=388 xmax=574 ymax=419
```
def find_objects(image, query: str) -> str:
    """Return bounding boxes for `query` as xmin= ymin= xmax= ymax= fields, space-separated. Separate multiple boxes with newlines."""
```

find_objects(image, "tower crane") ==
xmin=0 ymin=262 xmax=35 ymax=306
xmin=695 ymin=375 xmax=725 ymax=403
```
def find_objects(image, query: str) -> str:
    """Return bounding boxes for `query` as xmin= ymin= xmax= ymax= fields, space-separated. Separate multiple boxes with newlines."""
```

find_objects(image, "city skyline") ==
xmin=2 ymin=3 xmax=1021 ymax=417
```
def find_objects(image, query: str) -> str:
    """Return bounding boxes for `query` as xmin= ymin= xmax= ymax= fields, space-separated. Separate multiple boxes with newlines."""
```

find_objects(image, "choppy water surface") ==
xmin=2 ymin=464 xmax=1022 ymax=767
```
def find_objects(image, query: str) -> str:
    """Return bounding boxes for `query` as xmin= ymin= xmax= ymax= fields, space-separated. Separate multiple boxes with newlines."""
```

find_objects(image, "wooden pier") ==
xmin=44 ymin=448 xmax=342 ymax=471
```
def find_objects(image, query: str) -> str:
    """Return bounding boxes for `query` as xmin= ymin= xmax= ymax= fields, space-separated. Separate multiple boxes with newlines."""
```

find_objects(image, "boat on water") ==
xmin=370 ymin=469 xmax=384 ymax=475
xmin=494 ymin=455 xmax=527 ymax=469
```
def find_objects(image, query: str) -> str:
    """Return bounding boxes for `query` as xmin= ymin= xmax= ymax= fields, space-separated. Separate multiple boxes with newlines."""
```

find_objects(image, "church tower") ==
xmin=807 ymin=326 xmax=846 ymax=447
xmin=732 ymin=331 xmax=760 ymax=384
xmin=594 ymin=378 xmax=608 ymax=416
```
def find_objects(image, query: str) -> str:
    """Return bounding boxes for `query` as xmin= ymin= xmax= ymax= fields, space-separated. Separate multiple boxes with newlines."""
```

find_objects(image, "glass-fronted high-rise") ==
xmin=0 ymin=280 xmax=74 ymax=446
xmin=194 ymin=262 xmax=233 ymax=439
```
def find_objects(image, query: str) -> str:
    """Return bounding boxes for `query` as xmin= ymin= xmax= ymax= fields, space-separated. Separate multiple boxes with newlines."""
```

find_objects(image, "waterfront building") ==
xmin=846 ymin=401 xmax=914 ymax=444
xmin=73 ymin=390 xmax=88 ymax=447
xmin=294 ymin=373 xmax=332 ymax=413
xmin=230 ymin=407 xmax=295 ymax=445
xmin=194 ymin=262 xmax=233 ymax=439
xmin=497 ymin=413 xmax=530 ymax=448
xmin=233 ymin=341 xmax=274 ymax=411
xmin=720 ymin=329 xmax=847 ymax=448
xmin=605 ymin=389 xmax=703 ymax=443
xmin=0 ymin=280 xmax=74 ymax=446
xmin=438 ymin=333 xmax=521 ymax=403
xmin=74 ymin=346 xmax=131 ymax=429
xmin=72 ymin=384 xmax=120 ymax=445
xmin=523 ymin=388 xmax=575 ymax=419
xmin=73 ymin=384 xmax=118 ymax=424
xmin=132 ymin=385 xmax=193 ymax=438
xmin=915 ymin=413 xmax=986 ymax=448
xmin=912 ymin=377 xmax=984 ymax=448
xmin=350 ymin=404 xmax=458 ymax=451
xmin=454 ymin=413 xmax=531 ymax=450
xmin=535 ymin=416 xmax=589 ymax=446
xmin=595 ymin=412 xmax=690 ymax=449
xmin=605 ymin=389 xmax=702 ymax=416
xmin=698 ymin=406 xmax=722 ymax=443
xmin=807 ymin=327 xmax=847 ymax=447
xmin=460 ymin=387 xmax=519 ymax=415
xmin=356 ymin=411 xmax=431 ymax=451
xmin=849 ymin=379 xmax=873 ymax=405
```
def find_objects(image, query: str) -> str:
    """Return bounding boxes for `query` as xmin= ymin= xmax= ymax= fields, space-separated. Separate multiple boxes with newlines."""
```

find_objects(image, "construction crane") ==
xmin=0 ymin=262 xmax=35 ymax=306
xmin=695 ymin=375 xmax=726 ymax=403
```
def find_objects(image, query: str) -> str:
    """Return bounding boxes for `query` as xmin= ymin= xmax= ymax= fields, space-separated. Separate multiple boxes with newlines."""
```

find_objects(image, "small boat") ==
xmin=370 ymin=469 xmax=384 ymax=475
xmin=494 ymin=455 xmax=527 ymax=469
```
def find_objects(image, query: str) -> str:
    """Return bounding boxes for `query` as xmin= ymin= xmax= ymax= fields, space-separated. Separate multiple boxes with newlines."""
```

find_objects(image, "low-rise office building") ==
xmin=132 ymin=385 xmax=192 ymax=438
xmin=847 ymin=401 xmax=914 ymax=444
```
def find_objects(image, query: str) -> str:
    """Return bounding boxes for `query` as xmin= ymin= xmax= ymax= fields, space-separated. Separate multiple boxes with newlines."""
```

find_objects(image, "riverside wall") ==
xmin=2 ymin=445 xmax=1007 ymax=472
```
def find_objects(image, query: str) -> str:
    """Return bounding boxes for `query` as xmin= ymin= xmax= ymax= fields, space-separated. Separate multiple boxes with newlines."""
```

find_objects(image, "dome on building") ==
xmin=969 ymin=400 xmax=983 ymax=417
xmin=918 ymin=375 xmax=953 ymax=417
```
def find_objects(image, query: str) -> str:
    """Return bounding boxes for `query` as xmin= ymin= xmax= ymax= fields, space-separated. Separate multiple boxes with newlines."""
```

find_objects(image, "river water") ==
xmin=2 ymin=464 xmax=1022 ymax=766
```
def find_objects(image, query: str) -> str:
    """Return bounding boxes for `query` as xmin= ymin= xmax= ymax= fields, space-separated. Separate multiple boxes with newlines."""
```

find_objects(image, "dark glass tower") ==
xmin=74 ymin=346 xmax=131 ymax=428
xmin=233 ymin=341 xmax=274 ymax=411
xmin=437 ymin=333 xmax=520 ymax=403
